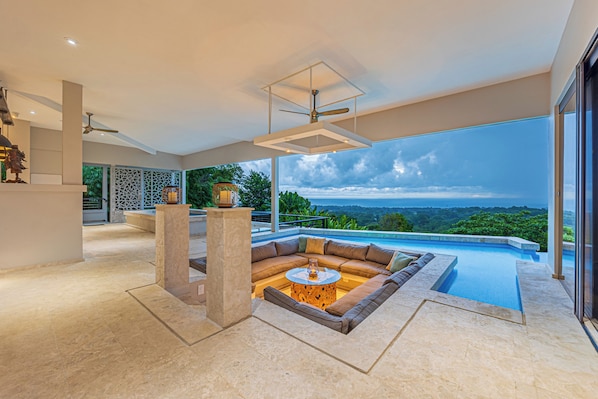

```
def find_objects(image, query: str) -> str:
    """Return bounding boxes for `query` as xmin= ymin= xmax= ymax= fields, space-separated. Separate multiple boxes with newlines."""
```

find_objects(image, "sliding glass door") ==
xmin=576 ymin=32 xmax=598 ymax=334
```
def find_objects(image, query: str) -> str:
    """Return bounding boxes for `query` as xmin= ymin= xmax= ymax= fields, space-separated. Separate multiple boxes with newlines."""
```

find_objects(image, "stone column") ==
xmin=206 ymin=207 xmax=252 ymax=328
xmin=155 ymin=204 xmax=191 ymax=297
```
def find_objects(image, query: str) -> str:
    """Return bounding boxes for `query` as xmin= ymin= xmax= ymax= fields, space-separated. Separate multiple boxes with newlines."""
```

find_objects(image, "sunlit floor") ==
xmin=1 ymin=224 xmax=597 ymax=398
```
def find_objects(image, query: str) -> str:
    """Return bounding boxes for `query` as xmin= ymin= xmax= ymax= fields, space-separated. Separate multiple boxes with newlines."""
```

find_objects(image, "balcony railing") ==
xmin=251 ymin=211 xmax=329 ymax=229
xmin=83 ymin=197 xmax=103 ymax=210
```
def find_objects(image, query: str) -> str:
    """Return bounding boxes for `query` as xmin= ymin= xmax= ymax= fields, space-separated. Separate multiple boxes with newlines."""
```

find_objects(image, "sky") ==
xmin=241 ymin=117 xmax=550 ymax=207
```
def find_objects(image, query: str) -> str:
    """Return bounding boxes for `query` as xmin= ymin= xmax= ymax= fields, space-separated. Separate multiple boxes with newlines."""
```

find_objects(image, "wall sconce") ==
xmin=161 ymin=185 xmax=181 ymax=204
xmin=212 ymin=181 xmax=239 ymax=208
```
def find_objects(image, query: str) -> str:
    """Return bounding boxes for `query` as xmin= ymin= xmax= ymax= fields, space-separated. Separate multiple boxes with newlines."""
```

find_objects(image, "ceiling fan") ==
xmin=280 ymin=89 xmax=349 ymax=123
xmin=82 ymin=112 xmax=119 ymax=134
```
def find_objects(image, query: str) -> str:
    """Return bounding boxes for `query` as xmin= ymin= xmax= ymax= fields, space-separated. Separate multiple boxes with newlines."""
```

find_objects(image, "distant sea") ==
xmin=308 ymin=197 xmax=548 ymax=209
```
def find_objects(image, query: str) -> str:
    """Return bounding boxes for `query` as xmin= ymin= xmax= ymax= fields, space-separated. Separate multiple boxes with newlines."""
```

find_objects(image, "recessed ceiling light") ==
xmin=29 ymin=110 xmax=36 ymax=115
xmin=65 ymin=37 xmax=78 ymax=46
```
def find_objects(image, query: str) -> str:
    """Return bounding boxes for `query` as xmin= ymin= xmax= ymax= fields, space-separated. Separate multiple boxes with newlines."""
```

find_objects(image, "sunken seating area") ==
xmin=263 ymin=249 xmax=434 ymax=333
xmin=256 ymin=237 xmax=434 ymax=333
xmin=190 ymin=236 xmax=435 ymax=333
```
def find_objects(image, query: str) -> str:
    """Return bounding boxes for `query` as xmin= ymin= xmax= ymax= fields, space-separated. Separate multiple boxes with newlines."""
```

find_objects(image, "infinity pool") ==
xmin=289 ymin=233 xmax=538 ymax=311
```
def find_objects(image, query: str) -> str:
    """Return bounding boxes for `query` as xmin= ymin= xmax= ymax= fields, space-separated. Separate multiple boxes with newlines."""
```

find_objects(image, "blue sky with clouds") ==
xmin=242 ymin=117 xmax=549 ymax=207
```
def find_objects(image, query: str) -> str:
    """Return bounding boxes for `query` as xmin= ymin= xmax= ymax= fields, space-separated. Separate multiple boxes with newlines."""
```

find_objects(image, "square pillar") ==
xmin=206 ymin=207 xmax=252 ymax=328
xmin=155 ymin=204 xmax=191 ymax=297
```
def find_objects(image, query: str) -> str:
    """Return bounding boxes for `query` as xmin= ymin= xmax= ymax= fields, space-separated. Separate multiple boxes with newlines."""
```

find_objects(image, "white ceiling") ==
xmin=0 ymin=0 xmax=574 ymax=156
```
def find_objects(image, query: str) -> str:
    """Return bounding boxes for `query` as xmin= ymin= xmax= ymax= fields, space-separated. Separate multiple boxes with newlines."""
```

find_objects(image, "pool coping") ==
xmin=281 ymin=227 xmax=540 ymax=251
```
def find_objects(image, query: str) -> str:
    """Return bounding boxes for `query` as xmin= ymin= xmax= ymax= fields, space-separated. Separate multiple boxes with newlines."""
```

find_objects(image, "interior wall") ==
xmin=30 ymin=126 xmax=62 ymax=178
xmin=83 ymin=141 xmax=183 ymax=170
xmin=547 ymin=0 xmax=598 ymax=272
xmin=0 ymin=187 xmax=84 ymax=270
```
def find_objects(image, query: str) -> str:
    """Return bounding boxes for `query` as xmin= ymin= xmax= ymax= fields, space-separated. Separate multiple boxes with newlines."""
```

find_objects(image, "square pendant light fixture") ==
xmin=253 ymin=62 xmax=371 ymax=155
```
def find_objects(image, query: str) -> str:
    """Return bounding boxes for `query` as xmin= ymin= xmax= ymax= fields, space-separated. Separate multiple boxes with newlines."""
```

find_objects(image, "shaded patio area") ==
xmin=0 ymin=224 xmax=596 ymax=398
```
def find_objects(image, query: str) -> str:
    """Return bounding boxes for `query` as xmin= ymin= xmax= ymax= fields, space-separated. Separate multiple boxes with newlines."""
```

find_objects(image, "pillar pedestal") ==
xmin=206 ymin=207 xmax=252 ymax=328
xmin=155 ymin=204 xmax=191 ymax=297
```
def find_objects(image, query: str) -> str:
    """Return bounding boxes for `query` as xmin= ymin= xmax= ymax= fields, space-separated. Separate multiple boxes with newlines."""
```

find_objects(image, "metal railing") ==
xmin=251 ymin=211 xmax=328 ymax=229
xmin=83 ymin=197 xmax=103 ymax=210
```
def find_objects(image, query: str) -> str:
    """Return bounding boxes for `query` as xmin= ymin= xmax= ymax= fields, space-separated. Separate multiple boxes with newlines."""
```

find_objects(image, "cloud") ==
xmin=240 ymin=117 xmax=549 ymax=205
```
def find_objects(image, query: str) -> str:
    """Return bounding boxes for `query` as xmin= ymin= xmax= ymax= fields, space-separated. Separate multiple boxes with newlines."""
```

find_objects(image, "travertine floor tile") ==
xmin=1 ymin=224 xmax=596 ymax=399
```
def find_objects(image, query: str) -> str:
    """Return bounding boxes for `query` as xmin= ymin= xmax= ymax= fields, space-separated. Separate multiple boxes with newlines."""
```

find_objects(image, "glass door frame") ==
xmin=83 ymin=163 xmax=109 ymax=224
xmin=575 ymin=28 xmax=598 ymax=328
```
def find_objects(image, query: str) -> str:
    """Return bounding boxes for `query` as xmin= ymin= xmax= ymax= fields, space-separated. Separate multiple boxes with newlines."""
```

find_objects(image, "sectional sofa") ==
xmin=255 ymin=236 xmax=434 ymax=333
xmin=189 ymin=236 xmax=435 ymax=334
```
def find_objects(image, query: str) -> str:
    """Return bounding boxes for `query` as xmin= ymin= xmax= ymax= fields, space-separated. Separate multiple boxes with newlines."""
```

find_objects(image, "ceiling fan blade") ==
xmin=317 ymin=107 xmax=350 ymax=116
xmin=279 ymin=109 xmax=309 ymax=116
xmin=93 ymin=127 xmax=119 ymax=133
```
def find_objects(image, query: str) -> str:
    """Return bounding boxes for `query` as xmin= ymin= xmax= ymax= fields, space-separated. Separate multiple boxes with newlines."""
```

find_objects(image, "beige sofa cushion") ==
xmin=296 ymin=253 xmax=346 ymax=270
xmin=251 ymin=255 xmax=308 ymax=282
xmin=325 ymin=274 xmax=387 ymax=316
xmin=340 ymin=260 xmax=392 ymax=278
xmin=325 ymin=240 xmax=369 ymax=261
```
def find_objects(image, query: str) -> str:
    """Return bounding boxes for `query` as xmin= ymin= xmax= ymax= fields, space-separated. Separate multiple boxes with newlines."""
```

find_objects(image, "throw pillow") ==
xmin=386 ymin=251 xmax=415 ymax=273
xmin=305 ymin=237 xmax=326 ymax=254
xmin=298 ymin=236 xmax=308 ymax=253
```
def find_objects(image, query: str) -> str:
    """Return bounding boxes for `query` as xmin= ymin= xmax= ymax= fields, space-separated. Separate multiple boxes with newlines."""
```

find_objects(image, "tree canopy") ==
xmin=447 ymin=210 xmax=548 ymax=251
xmin=186 ymin=164 xmax=243 ymax=208
xmin=239 ymin=170 xmax=271 ymax=210
xmin=375 ymin=212 xmax=414 ymax=232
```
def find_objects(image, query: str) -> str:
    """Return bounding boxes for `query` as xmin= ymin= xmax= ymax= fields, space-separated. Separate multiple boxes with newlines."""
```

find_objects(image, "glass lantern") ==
xmin=212 ymin=181 xmax=239 ymax=208
xmin=307 ymin=258 xmax=319 ymax=279
xmin=162 ymin=185 xmax=181 ymax=204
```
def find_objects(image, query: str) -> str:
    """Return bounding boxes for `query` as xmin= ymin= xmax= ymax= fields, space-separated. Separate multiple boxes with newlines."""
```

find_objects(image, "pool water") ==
xmin=312 ymin=234 xmax=537 ymax=311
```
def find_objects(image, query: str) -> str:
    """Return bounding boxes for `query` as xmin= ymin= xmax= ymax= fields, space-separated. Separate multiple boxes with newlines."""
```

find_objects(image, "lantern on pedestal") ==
xmin=212 ymin=182 xmax=239 ymax=208
xmin=162 ymin=185 xmax=181 ymax=204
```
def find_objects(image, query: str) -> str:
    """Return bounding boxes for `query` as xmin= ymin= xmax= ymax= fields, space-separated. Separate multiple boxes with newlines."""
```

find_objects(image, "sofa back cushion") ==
xmin=409 ymin=252 xmax=435 ymax=269
xmin=365 ymin=243 xmax=395 ymax=265
xmin=263 ymin=286 xmax=349 ymax=333
xmin=344 ymin=282 xmax=398 ymax=331
xmin=305 ymin=237 xmax=326 ymax=254
xmin=383 ymin=264 xmax=421 ymax=288
xmin=251 ymin=241 xmax=278 ymax=263
xmin=275 ymin=239 xmax=299 ymax=256
xmin=325 ymin=240 xmax=369 ymax=261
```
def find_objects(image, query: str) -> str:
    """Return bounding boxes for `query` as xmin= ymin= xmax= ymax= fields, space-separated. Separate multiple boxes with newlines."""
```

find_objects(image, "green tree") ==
xmin=239 ymin=170 xmax=271 ymax=210
xmin=82 ymin=165 xmax=103 ymax=198
xmin=563 ymin=226 xmax=574 ymax=242
xmin=327 ymin=214 xmax=367 ymax=230
xmin=447 ymin=210 xmax=548 ymax=251
xmin=186 ymin=164 xmax=244 ymax=208
xmin=376 ymin=212 xmax=414 ymax=232
xmin=279 ymin=191 xmax=312 ymax=214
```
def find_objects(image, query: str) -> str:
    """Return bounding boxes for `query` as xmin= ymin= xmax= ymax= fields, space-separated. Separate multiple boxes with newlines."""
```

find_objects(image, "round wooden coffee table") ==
xmin=285 ymin=267 xmax=341 ymax=309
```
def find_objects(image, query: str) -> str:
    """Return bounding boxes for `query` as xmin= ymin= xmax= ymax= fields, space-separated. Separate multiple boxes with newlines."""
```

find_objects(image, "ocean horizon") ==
xmin=308 ymin=197 xmax=548 ymax=209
